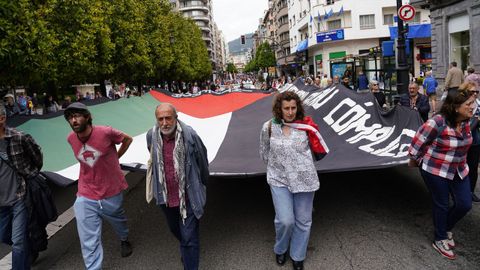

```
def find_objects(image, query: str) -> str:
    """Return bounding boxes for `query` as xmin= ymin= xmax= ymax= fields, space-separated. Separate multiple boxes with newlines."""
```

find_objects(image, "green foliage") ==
xmin=0 ymin=0 xmax=212 ymax=92
xmin=244 ymin=59 xmax=257 ymax=73
xmin=226 ymin=62 xmax=237 ymax=74
xmin=254 ymin=42 xmax=276 ymax=70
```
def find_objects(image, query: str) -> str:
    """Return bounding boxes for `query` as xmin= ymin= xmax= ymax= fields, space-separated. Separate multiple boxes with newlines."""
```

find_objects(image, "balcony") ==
xmin=179 ymin=4 xmax=209 ymax=12
xmin=193 ymin=15 xmax=210 ymax=22
xmin=202 ymin=36 xmax=213 ymax=42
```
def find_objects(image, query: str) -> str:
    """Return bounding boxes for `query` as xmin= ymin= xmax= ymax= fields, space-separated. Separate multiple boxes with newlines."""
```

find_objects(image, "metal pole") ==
xmin=396 ymin=0 xmax=409 ymax=95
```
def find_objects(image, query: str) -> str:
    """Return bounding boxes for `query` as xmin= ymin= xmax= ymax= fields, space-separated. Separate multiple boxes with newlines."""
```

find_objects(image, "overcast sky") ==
xmin=212 ymin=0 xmax=268 ymax=43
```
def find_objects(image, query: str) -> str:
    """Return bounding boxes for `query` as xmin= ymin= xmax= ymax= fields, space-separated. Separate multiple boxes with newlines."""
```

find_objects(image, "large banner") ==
xmin=208 ymin=81 xmax=422 ymax=175
xmin=15 ymin=83 xmax=422 ymax=180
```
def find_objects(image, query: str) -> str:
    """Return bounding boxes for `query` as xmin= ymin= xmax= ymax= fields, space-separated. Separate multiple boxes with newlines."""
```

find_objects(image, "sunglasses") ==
xmin=470 ymin=90 xmax=479 ymax=94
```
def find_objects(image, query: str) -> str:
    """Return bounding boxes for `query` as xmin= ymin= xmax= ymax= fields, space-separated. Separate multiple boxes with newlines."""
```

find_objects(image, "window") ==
xmin=383 ymin=14 xmax=394 ymax=25
xmin=360 ymin=14 xmax=375 ymax=29
xmin=328 ymin=19 xmax=342 ymax=30
xmin=411 ymin=12 xmax=421 ymax=24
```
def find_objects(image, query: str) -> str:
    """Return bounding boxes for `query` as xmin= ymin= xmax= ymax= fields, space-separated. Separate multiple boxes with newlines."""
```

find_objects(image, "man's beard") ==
xmin=160 ymin=125 xmax=176 ymax=137
xmin=70 ymin=122 xmax=88 ymax=133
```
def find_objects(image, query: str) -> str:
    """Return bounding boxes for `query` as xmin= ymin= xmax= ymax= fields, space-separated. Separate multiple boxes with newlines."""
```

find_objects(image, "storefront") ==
xmin=427 ymin=0 xmax=480 ymax=85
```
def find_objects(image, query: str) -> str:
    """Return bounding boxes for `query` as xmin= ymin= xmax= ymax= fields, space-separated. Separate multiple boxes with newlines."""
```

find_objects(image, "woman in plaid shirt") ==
xmin=408 ymin=87 xmax=476 ymax=260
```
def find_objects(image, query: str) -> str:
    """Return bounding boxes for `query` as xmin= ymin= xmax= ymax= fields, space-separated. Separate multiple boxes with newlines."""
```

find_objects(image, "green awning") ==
xmin=329 ymin=51 xmax=346 ymax=59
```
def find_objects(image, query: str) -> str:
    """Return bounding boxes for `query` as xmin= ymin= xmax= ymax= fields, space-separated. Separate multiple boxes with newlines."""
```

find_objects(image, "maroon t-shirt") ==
xmin=67 ymin=126 xmax=128 ymax=200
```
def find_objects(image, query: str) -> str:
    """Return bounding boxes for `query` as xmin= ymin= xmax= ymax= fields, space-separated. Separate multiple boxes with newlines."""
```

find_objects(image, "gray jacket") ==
xmin=147 ymin=120 xmax=209 ymax=219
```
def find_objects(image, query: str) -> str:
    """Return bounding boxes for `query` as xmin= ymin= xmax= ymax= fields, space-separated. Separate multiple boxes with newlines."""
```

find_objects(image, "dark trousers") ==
xmin=466 ymin=144 xmax=480 ymax=192
xmin=420 ymin=170 xmax=472 ymax=241
xmin=160 ymin=202 xmax=199 ymax=270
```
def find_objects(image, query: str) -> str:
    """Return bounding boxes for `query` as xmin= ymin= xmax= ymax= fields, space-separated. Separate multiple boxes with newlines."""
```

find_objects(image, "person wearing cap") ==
xmin=63 ymin=102 xmax=133 ymax=269
xmin=0 ymin=103 xmax=43 ymax=269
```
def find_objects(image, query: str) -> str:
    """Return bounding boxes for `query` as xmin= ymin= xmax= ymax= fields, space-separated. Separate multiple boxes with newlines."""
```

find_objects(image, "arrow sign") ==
xmin=398 ymin=4 xmax=416 ymax=21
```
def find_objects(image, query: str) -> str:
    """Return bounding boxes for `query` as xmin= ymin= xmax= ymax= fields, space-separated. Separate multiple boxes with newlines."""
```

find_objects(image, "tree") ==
xmin=244 ymin=59 xmax=257 ymax=73
xmin=226 ymin=62 xmax=237 ymax=74
xmin=0 ymin=0 xmax=58 ymax=92
xmin=254 ymin=42 xmax=276 ymax=71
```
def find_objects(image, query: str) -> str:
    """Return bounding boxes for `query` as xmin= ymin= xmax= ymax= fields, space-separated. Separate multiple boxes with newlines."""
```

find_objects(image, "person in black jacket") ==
xmin=0 ymin=104 xmax=43 ymax=270
xmin=399 ymin=82 xmax=431 ymax=121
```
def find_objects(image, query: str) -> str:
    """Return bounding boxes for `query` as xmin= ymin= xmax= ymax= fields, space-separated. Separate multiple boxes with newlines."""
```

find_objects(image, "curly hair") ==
xmin=439 ymin=85 xmax=475 ymax=127
xmin=272 ymin=91 xmax=305 ymax=121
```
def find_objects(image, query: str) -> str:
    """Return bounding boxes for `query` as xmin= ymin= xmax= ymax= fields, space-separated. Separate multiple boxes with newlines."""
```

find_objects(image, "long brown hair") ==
xmin=272 ymin=91 xmax=305 ymax=121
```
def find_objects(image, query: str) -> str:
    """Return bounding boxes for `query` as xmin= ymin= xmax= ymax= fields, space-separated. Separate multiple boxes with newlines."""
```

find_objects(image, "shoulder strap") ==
xmin=268 ymin=120 xmax=272 ymax=138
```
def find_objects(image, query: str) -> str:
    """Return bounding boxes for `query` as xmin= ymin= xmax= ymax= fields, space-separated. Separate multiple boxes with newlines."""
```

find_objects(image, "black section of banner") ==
xmin=153 ymin=88 xmax=273 ymax=98
xmin=209 ymin=83 xmax=423 ymax=176
xmin=209 ymin=94 xmax=273 ymax=176
xmin=6 ymin=97 xmax=113 ymax=127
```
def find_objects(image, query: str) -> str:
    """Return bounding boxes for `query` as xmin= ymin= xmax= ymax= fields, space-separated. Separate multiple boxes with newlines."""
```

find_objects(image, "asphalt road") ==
xmin=2 ymin=167 xmax=480 ymax=270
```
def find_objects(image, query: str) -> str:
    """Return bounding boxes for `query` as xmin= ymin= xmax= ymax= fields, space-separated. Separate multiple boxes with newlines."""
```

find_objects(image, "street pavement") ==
xmin=2 ymin=167 xmax=480 ymax=270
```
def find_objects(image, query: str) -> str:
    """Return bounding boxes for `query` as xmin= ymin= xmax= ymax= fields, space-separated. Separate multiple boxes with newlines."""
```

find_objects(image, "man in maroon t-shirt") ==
xmin=64 ymin=102 xmax=133 ymax=270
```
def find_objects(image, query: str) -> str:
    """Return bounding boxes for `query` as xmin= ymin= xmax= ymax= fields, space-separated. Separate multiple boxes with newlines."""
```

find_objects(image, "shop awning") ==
xmin=296 ymin=39 xmax=308 ymax=53
xmin=389 ymin=23 xmax=431 ymax=40
xmin=382 ymin=40 xmax=411 ymax=57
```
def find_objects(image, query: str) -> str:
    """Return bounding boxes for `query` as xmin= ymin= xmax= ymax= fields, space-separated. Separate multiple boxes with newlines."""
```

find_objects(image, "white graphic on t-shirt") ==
xmin=77 ymin=144 xmax=101 ymax=168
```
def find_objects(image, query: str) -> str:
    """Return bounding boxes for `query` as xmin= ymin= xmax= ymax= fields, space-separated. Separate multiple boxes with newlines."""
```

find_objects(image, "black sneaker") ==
xmin=121 ymin=240 xmax=132 ymax=257
xmin=472 ymin=193 xmax=480 ymax=202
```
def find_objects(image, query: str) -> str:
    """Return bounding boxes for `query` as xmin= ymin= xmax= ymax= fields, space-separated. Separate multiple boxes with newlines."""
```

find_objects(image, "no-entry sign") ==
xmin=398 ymin=4 xmax=416 ymax=21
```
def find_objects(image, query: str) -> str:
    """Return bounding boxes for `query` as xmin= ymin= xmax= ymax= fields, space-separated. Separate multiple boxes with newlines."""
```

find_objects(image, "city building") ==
xmin=411 ymin=0 xmax=480 ymax=86
xmin=287 ymin=0 xmax=430 ymax=85
xmin=171 ymin=0 xmax=223 ymax=74
xmin=272 ymin=0 xmax=295 ymax=76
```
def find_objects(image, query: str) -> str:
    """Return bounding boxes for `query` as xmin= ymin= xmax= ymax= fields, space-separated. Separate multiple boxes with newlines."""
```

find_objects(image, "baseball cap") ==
xmin=64 ymin=102 xmax=90 ymax=120
xmin=4 ymin=94 xmax=14 ymax=99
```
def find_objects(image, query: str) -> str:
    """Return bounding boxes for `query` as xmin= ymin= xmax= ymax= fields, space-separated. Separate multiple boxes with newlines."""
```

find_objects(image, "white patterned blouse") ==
xmin=259 ymin=120 xmax=320 ymax=193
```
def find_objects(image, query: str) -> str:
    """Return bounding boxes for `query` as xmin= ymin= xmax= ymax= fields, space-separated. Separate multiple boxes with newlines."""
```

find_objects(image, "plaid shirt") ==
xmin=4 ymin=126 xmax=43 ymax=199
xmin=408 ymin=115 xmax=472 ymax=180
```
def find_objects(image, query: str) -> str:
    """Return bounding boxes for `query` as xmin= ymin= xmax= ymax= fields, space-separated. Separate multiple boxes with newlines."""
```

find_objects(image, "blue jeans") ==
xmin=421 ymin=170 xmax=472 ymax=241
xmin=74 ymin=192 xmax=129 ymax=270
xmin=270 ymin=185 xmax=315 ymax=261
xmin=0 ymin=199 xmax=30 ymax=270
xmin=160 ymin=202 xmax=200 ymax=270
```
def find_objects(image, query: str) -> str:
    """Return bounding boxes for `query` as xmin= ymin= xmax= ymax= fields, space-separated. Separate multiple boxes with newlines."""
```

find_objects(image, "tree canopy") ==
xmin=0 ymin=0 xmax=212 ymax=94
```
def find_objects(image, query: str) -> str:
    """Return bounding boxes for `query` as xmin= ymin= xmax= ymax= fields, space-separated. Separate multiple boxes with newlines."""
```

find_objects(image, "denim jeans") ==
xmin=270 ymin=185 xmax=315 ymax=261
xmin=160 ymin=202 xmax=200 ymax=270
xmin=420 ymin=170 xmax=472 ymax=241
xmin=74 ymin=192 xmax=129 ymax=270
xmin=0 ymin=199 xmax=30 ymax=270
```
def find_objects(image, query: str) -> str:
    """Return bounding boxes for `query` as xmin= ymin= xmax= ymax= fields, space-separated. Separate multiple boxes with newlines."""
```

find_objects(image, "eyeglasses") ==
xmin=470 ymin=90 xmax=479 ymax=94
xmin=66 ymin=113 xmax=85 ymax=120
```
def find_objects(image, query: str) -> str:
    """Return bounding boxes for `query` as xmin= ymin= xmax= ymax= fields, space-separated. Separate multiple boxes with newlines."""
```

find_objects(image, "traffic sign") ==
xmin=398 ymin=4 xmax=415 ymax=21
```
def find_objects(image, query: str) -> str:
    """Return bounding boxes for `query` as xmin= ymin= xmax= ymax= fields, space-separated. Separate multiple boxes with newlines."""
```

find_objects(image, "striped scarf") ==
xmin=152 ymin=123 xmax=187 ymax=222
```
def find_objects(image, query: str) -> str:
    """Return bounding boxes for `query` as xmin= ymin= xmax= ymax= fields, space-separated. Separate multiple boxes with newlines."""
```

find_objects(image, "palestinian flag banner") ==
xmin=15 ymin=82 xmax=422 ymax=180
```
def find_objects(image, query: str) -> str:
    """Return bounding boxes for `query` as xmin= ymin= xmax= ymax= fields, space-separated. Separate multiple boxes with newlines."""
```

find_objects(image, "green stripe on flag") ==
xmin=16 ymin=94 xmax=161 ymax=172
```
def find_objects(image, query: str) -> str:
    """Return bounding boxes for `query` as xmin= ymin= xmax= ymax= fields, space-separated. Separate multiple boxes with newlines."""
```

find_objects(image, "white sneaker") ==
xmin=432 ymin=240 xmax=456 ymax=260
xmin=446 ymin=231 xmax=455 ymax=249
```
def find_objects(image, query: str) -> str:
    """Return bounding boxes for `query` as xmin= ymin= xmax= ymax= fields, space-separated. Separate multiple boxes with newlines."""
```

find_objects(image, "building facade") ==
xmin=412 ymin=0 xmax=480 ymax=85
xmin=171 ymin=0 xmax=221 ymax=73
xmin=287 ymin=0 xmax=430 ymax=82
xmin=273 ymin=0 xmax=295 ymax=76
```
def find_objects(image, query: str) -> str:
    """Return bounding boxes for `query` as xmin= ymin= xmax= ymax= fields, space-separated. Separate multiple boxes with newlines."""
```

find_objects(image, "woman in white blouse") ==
xmin=259 ymin=91 xmax=320 ymax=270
